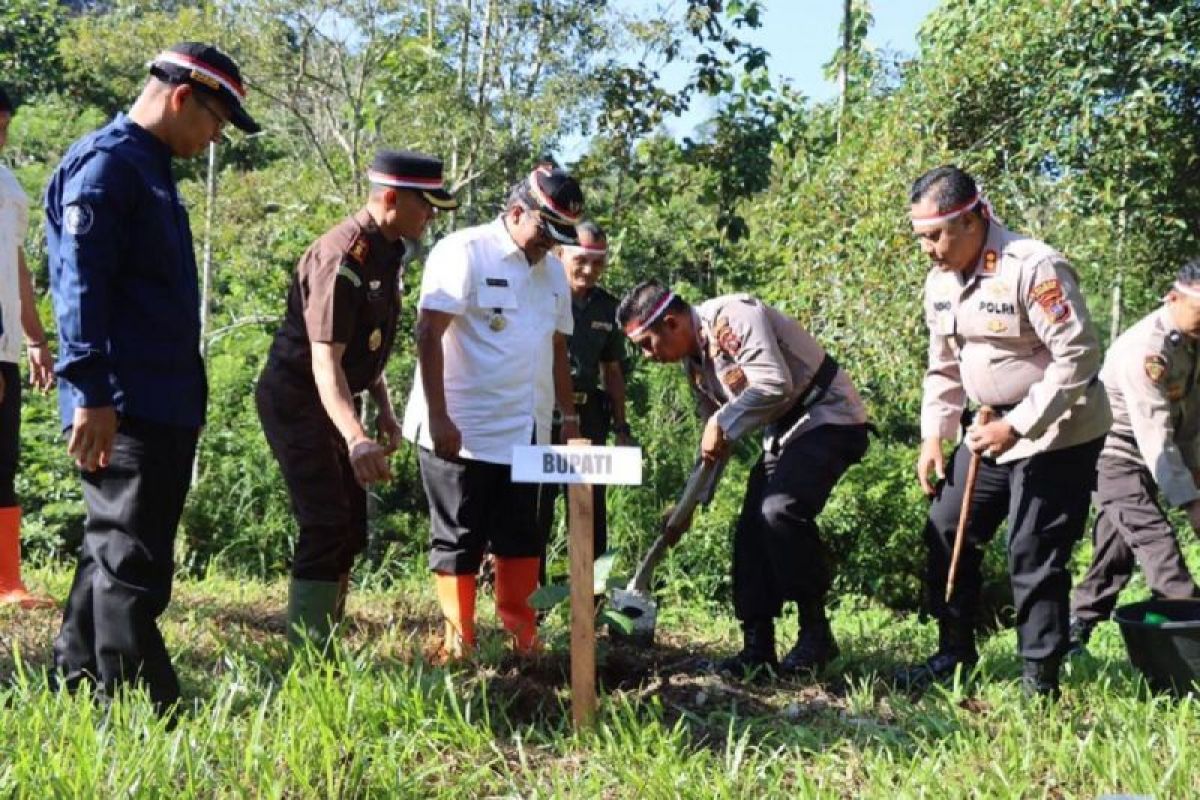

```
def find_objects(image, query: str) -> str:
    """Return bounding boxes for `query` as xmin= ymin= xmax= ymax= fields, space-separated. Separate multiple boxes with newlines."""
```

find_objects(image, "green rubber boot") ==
xmin=287 ymin=578 xmax=341 ymax=654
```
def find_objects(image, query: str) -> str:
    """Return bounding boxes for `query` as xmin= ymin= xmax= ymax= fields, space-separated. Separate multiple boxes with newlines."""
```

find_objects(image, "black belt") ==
xmin=960 ymin=402 xmax=1017 ymax=427
xmin=770 ymin=354 xmax=839 ymax=436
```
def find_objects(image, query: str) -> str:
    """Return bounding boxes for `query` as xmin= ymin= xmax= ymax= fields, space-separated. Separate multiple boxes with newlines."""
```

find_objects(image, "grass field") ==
xmin=1 ymin=565 xmax=1198 ymax=799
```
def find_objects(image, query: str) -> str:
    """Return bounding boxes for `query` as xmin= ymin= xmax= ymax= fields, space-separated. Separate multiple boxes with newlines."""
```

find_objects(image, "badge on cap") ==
xmin=488 ymin=310 xmax=507 ymax=332
xmin=368 ymin=328 xmax=383 ymax=351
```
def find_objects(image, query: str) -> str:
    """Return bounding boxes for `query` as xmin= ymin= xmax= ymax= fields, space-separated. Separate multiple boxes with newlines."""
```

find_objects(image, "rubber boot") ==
xmin=715 ymin=618 xmax=778 ymax=680
xmin=286 ymin=578 xmax=341 ymax=653
xmin=779 ymin=602 xmax=839 ymax=676
xmin=493 ymin=556 xmax=540 ymax=653
xmin=0 ymin=507 xmax=55 ymax=609
xmin=435 ymin=571 xmax=478 ymax=658
xmin=1021 ymin=657 xmax=1061 ymax=699
xmin=894 ymin=618 xmax=977 ymax=691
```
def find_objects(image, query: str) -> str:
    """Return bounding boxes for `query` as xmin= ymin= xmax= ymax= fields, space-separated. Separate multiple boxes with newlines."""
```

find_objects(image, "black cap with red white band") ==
xmin=149 ymin=42 xmax=260 ymax=134
xmin=524 ymin=166 xmax=584 ymax=245
xmin=368 ymin=149 xmax=459 ymax=211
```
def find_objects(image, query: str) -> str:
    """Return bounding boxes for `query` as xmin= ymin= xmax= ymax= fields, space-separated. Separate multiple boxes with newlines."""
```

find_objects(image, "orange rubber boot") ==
xmin=0 ymin=507 xmax=55 ymax=610
xmin=435 ymin=572 xmax=477 ymax=658
xmin=493 ymin=556 xmax=541 ymax=653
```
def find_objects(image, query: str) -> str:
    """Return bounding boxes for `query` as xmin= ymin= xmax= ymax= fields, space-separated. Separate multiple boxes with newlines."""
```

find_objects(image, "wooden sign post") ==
xmin=512 ymin=442 xmax=643 ymax=729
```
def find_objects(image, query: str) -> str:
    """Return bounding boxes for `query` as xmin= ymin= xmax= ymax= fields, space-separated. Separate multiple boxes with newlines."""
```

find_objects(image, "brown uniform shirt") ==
xmin=921 ymin=221 xmax=1111 ymax=462
xmin=1101 ymin=305 xmax=1200 ymax=507
xmin=688 ymin=294 xmax=868 ymax=443
xmin=266 ymin=209 xmax=408 ymax=393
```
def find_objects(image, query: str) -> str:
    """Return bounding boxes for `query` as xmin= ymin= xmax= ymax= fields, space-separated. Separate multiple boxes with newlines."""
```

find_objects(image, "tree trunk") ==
xmin=837 ymin=0 xmax=851 ymax=144
xmin=194 ymin=139 xmax=219 ymax=486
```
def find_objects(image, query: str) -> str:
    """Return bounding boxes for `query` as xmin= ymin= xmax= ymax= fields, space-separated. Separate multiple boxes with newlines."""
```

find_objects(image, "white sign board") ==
xmin=511 ymin=445 xmax=643 ymax=486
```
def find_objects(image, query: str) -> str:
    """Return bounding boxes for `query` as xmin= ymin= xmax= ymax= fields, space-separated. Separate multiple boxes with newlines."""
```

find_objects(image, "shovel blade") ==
xmin=608 ymin=588 xmax=658 ymax=646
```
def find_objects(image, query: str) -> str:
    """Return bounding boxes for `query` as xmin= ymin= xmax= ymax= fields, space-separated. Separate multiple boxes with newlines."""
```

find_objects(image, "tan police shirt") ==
xmin=1101 ymin=305 xmax=1200 ymax=507
xmin=920 ymin=221 xmax=1111 ymax=462
xmin=688 ymin=294 xmax=868 ymax=444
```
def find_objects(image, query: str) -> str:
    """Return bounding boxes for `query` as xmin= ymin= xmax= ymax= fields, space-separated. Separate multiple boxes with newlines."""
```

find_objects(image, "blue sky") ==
xmin=585 ymin=0 xmax=942 ymax=148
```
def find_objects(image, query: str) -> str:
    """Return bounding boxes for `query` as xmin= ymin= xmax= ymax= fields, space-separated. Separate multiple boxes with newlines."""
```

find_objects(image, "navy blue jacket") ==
xmin=45 ymin=114 xmax=206 ymax=429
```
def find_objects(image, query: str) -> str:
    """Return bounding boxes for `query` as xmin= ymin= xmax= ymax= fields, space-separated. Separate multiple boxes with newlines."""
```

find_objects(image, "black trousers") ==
xmin=925 ymin=435 xmax=1103 ymax=661
xmin=536 ymin=390 xmax=610 ymax=581
xmin=733 ymin=423 xmax=869 ymax=621
xmin=53 ymin=418 xmax=198 ymax=711
xmin=0 ymin=361 xmax=21 ymax=507
xmin=1071 ymin=454 xmax=1200 ymax=623
xmin=256 ymin=366 xmax=367 ymax=581
xmin=419 ymin=447 xmax=541 ymax=574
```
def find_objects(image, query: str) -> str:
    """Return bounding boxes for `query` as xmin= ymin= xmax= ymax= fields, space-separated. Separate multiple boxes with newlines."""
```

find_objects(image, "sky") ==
xmin=567 ymin=0 xmax=941 ymax=152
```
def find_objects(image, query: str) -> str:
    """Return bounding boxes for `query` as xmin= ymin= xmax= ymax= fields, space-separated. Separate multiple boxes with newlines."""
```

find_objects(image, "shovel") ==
xmin=609 ymin=459 xmax=719 ymax=646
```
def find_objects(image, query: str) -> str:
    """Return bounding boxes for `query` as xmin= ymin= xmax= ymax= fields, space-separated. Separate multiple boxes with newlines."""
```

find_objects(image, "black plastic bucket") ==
xmin=1113 ymin=598 xmax=1200 ymax=695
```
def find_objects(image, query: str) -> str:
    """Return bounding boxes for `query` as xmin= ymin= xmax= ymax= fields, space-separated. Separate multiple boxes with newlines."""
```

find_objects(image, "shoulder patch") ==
xmin=1029 ymin=278 xmax=1072 ymax=323
xmin=713 ymin=315 xmax=742 ymax=357
xmin=64 ymin=203 xmax=94 ymax=235
xmin=337 ymin=263 xmax=363 ymax=288
xmin=1145 ymin=354 xmax=1168 ymax=384
xmin=347 ymin=236 xmax=369 ymax=264
xmin=721 ymin=366 xmax=748 ymax=394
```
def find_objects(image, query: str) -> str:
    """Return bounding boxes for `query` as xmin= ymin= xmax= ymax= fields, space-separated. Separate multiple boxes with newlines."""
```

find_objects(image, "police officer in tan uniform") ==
xmin=1070 ymin=260 xmax=1200 ymax=650
xmin=257 ymin=150 xmax=457 ymax=650
xmin=898 ymin=165 xmax=1111 ymax=696
xmin=618 ymin=280 xmax=870 ymax=678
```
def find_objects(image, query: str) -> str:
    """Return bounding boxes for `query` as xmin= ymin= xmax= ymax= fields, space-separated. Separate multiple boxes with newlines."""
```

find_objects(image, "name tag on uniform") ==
xmin=937 ymin=311 xmax=956 ymax=336
xmin=591 ymin=321 xmax=613 ymax=331
xmin=485 ymin=278 xmax=509 ymax=287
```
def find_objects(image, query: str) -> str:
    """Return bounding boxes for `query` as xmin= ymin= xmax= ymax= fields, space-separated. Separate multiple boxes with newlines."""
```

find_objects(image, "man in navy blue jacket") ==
xmin=45 ymin=43 xmax=258 ymax=714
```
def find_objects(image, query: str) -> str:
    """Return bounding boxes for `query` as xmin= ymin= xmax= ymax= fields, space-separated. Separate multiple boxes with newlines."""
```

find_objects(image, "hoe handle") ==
xmin=945 ymin=406 xmax=994 ymax=604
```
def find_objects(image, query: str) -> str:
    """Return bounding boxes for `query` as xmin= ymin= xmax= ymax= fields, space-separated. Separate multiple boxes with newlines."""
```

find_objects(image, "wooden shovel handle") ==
xmin=945 ymin=406 xmax=994 ymax=604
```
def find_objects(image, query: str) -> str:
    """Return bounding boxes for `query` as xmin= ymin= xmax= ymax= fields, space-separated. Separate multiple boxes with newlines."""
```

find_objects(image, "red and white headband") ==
xmin=1172 ymin=281 xmax=1200 ymax=299
xmin=153 ymin=51 xmax=246 ymax=100
xmin=562 ymin=242 xmax=607 ymax=256
xmin=911 ymin=190 xmax=1003 ymax=228
xmin=367 ymin=170 xmax=445 ymax=191
xmin=624 ymin=291 xmax=675 ymax=338
xmin=529 ymin=167 xmax=582 ymax=226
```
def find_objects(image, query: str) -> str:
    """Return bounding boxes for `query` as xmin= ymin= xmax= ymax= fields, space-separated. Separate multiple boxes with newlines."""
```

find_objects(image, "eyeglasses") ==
xmin=191 ymin=91 xmax=230 ymax=132
xmin=526 ymin=207 xmax=558 ymax=243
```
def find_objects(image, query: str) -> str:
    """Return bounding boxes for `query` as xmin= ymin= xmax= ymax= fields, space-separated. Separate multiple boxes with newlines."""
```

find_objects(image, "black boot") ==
xmin=1021 ymin=658 xmax=1061 ymax=698
xmin=1066 ymin=616 xmax=1094 ymax=657
xmin=779 ymin=602 xmax=839 ymax=676
xmin=715 ymin=619 xmax=778 ymax=680
xmin=893 ymin=618 xmax=977 ymax=691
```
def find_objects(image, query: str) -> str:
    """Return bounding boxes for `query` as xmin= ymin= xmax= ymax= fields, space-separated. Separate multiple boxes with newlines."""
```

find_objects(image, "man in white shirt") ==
xmin=403 ymin=166 xmax=583 ymax=657
xmin=0 ymin=86 xmax=54 ymax=609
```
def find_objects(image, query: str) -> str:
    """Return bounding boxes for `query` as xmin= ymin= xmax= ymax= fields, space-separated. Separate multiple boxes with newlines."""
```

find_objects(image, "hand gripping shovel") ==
xmin=609 ymin=459 xmax=719 ymax=646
